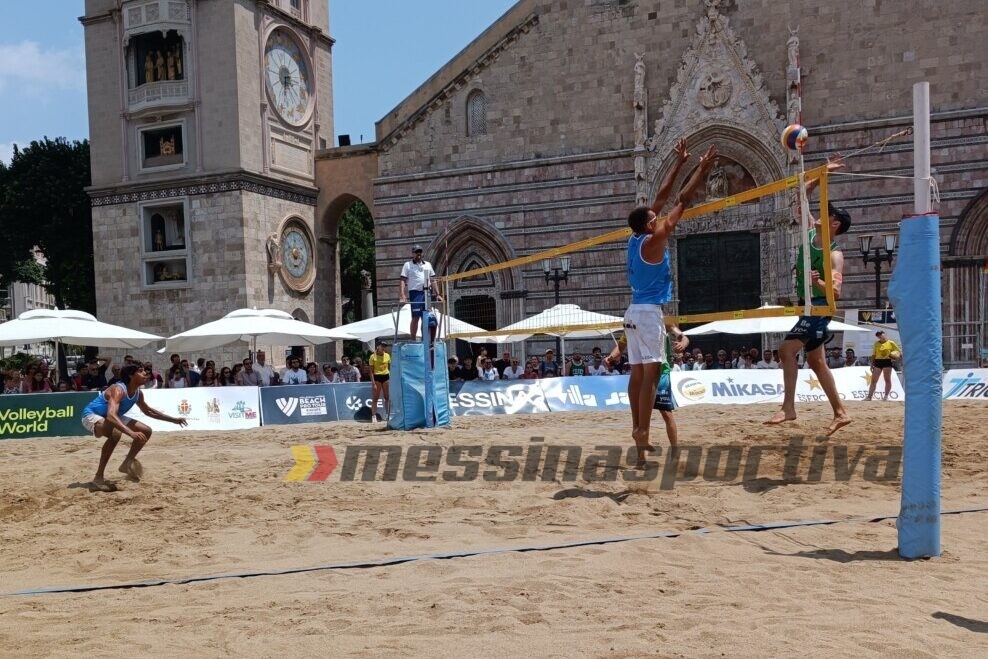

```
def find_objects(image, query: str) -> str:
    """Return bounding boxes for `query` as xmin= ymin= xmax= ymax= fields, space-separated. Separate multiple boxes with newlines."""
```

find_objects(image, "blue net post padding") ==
xmin=387 ymin=339 xmax=450 ymax=431
xmin=887 ymin=213 xmax=942 ymax=559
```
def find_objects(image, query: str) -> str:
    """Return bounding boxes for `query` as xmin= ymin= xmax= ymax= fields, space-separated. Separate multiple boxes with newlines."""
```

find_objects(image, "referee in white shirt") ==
xmin=400 ymin=245 xmax=443 ymax=339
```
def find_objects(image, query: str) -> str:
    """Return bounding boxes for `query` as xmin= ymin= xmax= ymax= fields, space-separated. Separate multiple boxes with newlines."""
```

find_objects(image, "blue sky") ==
xmin=0 ymin=0 xmax=517 ymax=163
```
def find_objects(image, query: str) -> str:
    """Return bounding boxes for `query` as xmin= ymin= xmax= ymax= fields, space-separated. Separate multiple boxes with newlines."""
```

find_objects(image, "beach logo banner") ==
xmin=942 ymin=369 xmax=988 ymax=400
xmin=276 ymin=397 xmax=299 ymax=416
xmin=259 ymin=384 xmax=342 ymax=424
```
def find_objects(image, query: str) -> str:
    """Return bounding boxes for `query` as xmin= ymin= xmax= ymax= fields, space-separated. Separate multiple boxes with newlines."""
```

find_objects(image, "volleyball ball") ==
xmin=891 ymin=350 xmax=902 ymax=360
xmin=781 ymin=123 xmax=809 ymax=151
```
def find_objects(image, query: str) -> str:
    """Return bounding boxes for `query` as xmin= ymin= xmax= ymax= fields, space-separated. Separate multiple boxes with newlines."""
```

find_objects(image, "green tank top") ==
xmin=795 ymin=229 xmax=838 ymax=303
xmin=569 ymin=361 xmax=587 ymax=376
xmin=661 ymin=334 xmax=672 ymax=377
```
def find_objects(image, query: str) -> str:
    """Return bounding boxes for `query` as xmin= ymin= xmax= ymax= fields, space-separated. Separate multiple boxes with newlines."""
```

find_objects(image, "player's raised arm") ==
xmin=651 ymin=145 xmax=718 ymax=243
xmin=650 ymin=138 xmax=690 ymax=214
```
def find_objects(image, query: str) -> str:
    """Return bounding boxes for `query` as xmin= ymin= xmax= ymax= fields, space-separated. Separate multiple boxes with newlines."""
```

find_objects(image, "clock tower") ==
xmin=81 ymin=0 xmax=333 ymax=361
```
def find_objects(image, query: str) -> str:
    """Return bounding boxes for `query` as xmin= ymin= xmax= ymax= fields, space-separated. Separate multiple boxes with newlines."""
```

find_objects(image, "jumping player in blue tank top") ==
xmin=624 ymin=139 xmax=718 ymax=467
xmin=81 ymin=363 xmax=187 ymax=491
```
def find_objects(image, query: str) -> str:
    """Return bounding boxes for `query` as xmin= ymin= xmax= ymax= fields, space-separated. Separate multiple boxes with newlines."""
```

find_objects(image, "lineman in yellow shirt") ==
xmin=368 ymin=342 xmax=392 ymax=421
xmin=865 ymin=330 xmax=901 ymax=401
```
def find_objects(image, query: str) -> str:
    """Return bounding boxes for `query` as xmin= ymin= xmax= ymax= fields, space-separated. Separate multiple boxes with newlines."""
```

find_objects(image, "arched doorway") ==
xmin=315 ymin=193 xmax=376 ymax=362
xmin=431 ymin=217 xmax=518 ymax=360
xmin=945 ymin=187 xmax=988 ymax=366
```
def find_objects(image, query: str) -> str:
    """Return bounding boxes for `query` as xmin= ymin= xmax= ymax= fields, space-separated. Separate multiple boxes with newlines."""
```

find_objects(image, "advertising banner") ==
xmin=942 ymin=369 xmax=988 ymax=400
xmin=541 ymin=375 xmax=631 ymax=412
xmin=0 ymin=392 xmax=92 ymax=440
xmin=447 ymin=380 xmax=550 ymax=416
xmin=671 ymin=366 xmax=903 ymax=407
xmin=133 ymin=387 xmax=261 ymax=431
xmin=258 ymin=384 xmax=341 ymax=425
xmin=330 ymin=383 xmax=386 ymax=422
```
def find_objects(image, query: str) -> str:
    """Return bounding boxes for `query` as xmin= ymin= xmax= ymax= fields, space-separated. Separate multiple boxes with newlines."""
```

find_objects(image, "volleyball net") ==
xmin=436 ymin=163 xmax=836 ymax=342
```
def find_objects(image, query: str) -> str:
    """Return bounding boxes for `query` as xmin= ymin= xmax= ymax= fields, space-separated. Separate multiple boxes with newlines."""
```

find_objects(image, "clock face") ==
xmin=264 ymin=30 xmax=312 ymax=125
xmin=281 ymin=226 xmax=311 ymax=281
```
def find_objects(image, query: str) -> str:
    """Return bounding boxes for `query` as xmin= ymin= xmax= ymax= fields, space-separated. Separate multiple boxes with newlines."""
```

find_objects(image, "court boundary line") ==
xmin=6 ymin=506 xmax=986 ymax=597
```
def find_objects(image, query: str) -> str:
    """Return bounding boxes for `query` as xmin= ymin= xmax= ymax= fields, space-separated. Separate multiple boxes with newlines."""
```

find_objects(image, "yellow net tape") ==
xmin=440 ymin=164 xmax=829 ymax=284
xmin=443 ymin=163 xmax=837 ymax=338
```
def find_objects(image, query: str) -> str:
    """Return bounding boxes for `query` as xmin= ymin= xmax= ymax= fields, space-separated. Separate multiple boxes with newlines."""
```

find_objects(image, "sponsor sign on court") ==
xmin=671 ymin=367 xmax=904 ymax=407
xmin=447 ymin=381 xmax=551 ymax=416
xmin=258 ymin=384 xmax=342 ymax=425
xmin=942 ymin=369 xmax=988 ymax=400
xmin=132 ymin=387 xmax=261 ymax=431
xmin=0 ymin=392 xmax=93 ymax=439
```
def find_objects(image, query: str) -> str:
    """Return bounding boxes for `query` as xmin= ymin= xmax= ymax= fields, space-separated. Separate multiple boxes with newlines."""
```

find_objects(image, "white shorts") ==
xmin=82 ymin=413 xmax=134 ymax=436
xmin=624 ymin=304 xmax=666 ymax=365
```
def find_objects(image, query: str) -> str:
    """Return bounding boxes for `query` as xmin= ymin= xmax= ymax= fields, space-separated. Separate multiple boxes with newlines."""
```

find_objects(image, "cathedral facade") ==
xmin=317 ymin=0 xmax=987 ymax=366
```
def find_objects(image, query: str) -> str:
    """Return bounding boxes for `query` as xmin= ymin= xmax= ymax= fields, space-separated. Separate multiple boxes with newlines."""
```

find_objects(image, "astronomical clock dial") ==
xmin=278 ymin=220 xmax=315 ymax=292
xmin=264 ymin=29 xmax=312 ymax=126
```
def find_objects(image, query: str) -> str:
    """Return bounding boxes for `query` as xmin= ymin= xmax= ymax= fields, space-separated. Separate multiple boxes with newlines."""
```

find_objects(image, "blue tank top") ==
xmin=627 ymin=233 xmax=672 ymax=304
xmin=83 ymin=382 xmax=141 ymax=417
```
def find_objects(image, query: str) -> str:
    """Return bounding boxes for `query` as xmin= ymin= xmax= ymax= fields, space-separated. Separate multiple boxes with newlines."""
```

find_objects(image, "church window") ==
xmin=466 ymin=89 xmax=488 ymax=137
xmin=139 ymin=199 xmax=190 ymax=289
xmin=288 ymin=0 xmax=306 ymax=20
xmin=138 ymin=122 xmax=185 ymax=171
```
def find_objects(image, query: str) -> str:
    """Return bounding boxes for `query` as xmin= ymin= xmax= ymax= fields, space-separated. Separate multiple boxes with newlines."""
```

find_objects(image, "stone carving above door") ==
xmin=636 ymin=0 xmax=787 ymax=205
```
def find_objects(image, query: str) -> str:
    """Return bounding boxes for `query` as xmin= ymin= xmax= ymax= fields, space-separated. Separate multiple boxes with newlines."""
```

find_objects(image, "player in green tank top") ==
xmin=766 ymin=157 xmax=853 ymax=436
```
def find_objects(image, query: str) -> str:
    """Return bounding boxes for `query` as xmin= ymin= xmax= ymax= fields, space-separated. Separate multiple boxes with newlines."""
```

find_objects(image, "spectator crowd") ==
xmin=0 ymin=343 xmax=893 ymax=395
xmin=1 ymin=349 xmax=381 ymax=395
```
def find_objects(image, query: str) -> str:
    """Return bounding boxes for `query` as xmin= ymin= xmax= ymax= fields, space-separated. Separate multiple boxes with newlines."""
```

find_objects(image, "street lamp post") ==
xmin=859 ymin=234 xmax=898 ymax=309
xmin=543 ymin=257 xmax=570 ymax=361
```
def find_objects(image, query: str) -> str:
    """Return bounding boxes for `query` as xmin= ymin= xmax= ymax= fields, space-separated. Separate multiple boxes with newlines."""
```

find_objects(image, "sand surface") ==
xmin=1 ymin=401 xmax=986 ymax=657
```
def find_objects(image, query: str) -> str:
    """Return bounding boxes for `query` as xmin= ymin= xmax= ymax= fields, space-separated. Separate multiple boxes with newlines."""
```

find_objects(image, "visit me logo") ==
xmin=0 ymin=404 xmax=74 ymax=435
xmin=943 ymin=372 xmax=988 ymax=399
xmin=676 ymin=377 xmax=707 ymax=401
xmin=228 ymin=400 xmax=258 ymax=420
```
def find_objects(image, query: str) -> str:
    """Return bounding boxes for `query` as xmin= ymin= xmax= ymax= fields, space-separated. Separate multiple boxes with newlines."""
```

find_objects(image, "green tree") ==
xmin=338 ymin=200 xmax=376 ymax=323
xmin=0 ymin=138 xmax=95 ymax=312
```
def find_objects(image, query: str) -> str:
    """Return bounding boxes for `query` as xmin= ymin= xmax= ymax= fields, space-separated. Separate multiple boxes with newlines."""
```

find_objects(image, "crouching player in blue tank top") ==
xmin=625 ymin=139 xmax=718 ymax=467
xmin=81 ymin=363 xmax=188 ymax=491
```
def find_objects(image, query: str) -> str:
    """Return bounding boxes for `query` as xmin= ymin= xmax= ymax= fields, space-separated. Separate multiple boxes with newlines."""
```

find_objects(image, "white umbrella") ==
xmin=326 ymin=305 xmax=492 ymax=344
xmin=468 ymin=304 xmax=623 ymax=357
xmin=0 ymin=308 xmax=162 ymax=348
xmin=0 ymin=308 xmax=163 ymax=382
xmin=683 ymin=315 xmax=870 ymax=336
xmin=161 ymin=308 xmax=353 ymax=353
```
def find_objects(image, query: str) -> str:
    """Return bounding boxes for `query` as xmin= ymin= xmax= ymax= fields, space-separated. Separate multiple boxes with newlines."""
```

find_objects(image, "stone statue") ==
xmin=633 ymin=53 xmax=646 ymax=110
xmin=173 ymin=44 xmax=183 ymax=77
xmin=153 ymin=228 xmax=165 ymax=252
xmin=787 ymin=26 xmax=800 ymax=71
xmin=633 ymin=53 xmax=648 ymax=150
xmin=266 ymin=233 xmax=281 ymax=272
xmin=166 ymin=50 xmax=176 ymax=80
xmin=698 ymin=70 xmax=732 ymax=108
xmin=144 ymin=53 xmax=155 ymax=84
xmin=155 ymin=50 xmax=166 ymax=82
xmin=360 ymin=269 xmax=372 ymax=291
xmin=706 ymin=164 xmax=729 ymax=199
